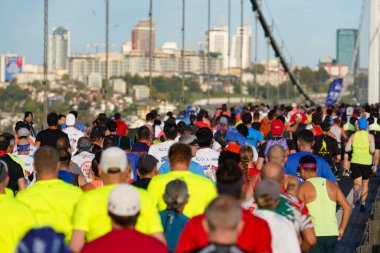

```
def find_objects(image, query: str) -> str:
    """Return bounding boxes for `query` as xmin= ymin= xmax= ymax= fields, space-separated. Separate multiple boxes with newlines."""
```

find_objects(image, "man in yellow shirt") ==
xmin=148 ymin=143 xmax=217 ymax=218
xmin=70 ymin=147 xmax=164 ymax=253
xmin=0 ymin=160 xmax=35 ymax=253
xmin=16 ymin=146 xmax=82 ymax=242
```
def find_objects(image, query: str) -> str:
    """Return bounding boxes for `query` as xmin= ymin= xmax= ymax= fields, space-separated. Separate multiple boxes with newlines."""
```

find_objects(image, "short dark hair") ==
xmin=236 ymin=124 xmax=248 ymax=138
xmin=312 ymin=112 xmax=322 ymax=126
xmin=146 ymin=112 xmax=155 ymax=121
xmin=196 ymin=127 xmax=213 ymax=147
xmin=114 ymin=112 xmax=121 ymax=120
xmin=34 ymin=146 xmax=59 ymax=174
xmin=58 ymin=114 xmax=66 ymax=120
xmin=177 ymin=121 xmax=187 ymax=135
xmin=163 ymin=122 xmax=178 ymax=140
xmin=137 ymin=126 xmax=151 ymax=140
xmin=47 ymin=113 xmax=59 ymax=127
xmin=58 ymin=149 xmax=71 ymax=167
xmin=197 ymin=109 xmax=207 ymax=122
xmin=24 ymin=111 xmax=33 ymax=119
xmin=216 ymin=160 xmax=243 ymax=199
xmin=241 ymin=112 xmax=253 ymax=125
xmin=297 ymin=129 xmax=314 ymax=146
xmin=108 ymin=212 xmax=139 ymax=228
xmin=168 ymin=143 xmax=192 ymax=167
xmin=219 ymin=151 xmax=241 ymax=165
xmin=56 ymin=137 xmax=70 ymax=151
xmin=108 ymin=120 xmax=117 ymax=132
xmin=69 ymin=111 xmax=78 ymax=118
xmin=0 ymin=135 xmax=10 ymax=151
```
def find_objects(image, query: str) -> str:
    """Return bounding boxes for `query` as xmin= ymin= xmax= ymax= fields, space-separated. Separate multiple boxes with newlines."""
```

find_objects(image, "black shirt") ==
xmin=258 ymin=137 xmax=297 ymax=158
xmin=313 ymin=134 xmax=340 ymax=171
xmin=132 ymin=178 xmax=151 ymax=190
xmin=36 ymin=128 xmax=69 ymax=147
xmin=0 ymin=154 xmax=24 ymax=195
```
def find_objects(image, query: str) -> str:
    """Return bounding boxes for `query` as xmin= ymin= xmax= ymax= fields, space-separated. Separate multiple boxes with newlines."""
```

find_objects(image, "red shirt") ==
xmin=115 ymin=119 xmax=129 ymax=136
xmin=81 ymin=229 xmax=168 ymax=253
xmin=196 ymin=121 xmax=211 ymax=129
xmin=175 ymin=209 xmax=272 ymax=253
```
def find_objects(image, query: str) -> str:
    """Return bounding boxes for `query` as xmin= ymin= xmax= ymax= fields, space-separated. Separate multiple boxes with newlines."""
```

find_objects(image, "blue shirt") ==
xmin=159 ymin=210 xmax=189 ymax=252
xmin=127 ymin=153 xmax=141 ymax=182
xmin=245 ymin=126 xmax=264 ymax=148
xmin=158 ymin=161 xmax=205 ymax=177
xmin=284 ymin=151 xmax=337 ymax=183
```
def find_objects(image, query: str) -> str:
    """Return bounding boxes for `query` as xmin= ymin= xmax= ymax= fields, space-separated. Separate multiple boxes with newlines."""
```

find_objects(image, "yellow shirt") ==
xmin=147 ymin=170 xmax=217 ymax=218
xmin=5 ymin=187 xmax=14 ymax=197
xmin=0 ymin=194 xmax=35 ymax=253
xmin=16 ymin=179 xmax=82 ymax=242
xmin=72 ymin=184 xmax=163 ymax=242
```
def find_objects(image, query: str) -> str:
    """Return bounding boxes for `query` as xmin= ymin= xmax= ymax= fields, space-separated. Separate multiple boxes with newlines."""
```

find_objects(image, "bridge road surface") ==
xmin=334 ymin=169 xmax=380 ymax=253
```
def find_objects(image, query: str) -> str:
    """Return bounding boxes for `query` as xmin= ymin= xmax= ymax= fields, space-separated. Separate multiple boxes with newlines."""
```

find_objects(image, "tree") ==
xmin=314 ymin=67 xmax=329 ymax=84
xmin=246 ymin=64 xmax=265 ymax=75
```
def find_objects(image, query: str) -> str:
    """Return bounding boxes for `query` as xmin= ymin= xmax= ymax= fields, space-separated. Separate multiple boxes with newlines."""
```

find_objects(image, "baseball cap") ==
xmin=179 ymin=134 xmax=198 ymax=145
xmin=358 ymin=118 xmax=368 ymax=130
xmin=220 ymin=117 xmax=228 ymax=125
xmin=66 ymin=113 xmax=76 ymax=126
xmin=100 ymin=147 xmax=128 ymax=173
xmin=138 ymin=154 xmax=158 ymax=171
xmin=254 ymin=179 xmax=281 ymax=202
xmin=271 ymin=119 xmax=284 ymax=136
xmin=18 ymin=128 xmax=29 ymax=138
xmin=108 ymin=184 xmax=140 ymax=216
xmin=346 ymin=106 xmax=354 ymax=116
xmin=16 ymin=227 xmax=70 ymax=253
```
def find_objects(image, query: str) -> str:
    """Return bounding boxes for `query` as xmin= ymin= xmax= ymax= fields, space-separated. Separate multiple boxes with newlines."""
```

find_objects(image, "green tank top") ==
xmin=351 ymin=131 xmax=372 ymax=165
xmin=343 ymin=123 xmax=355 ymax=131
xmin=369 ymin=123 xmax=380 ymax=131
xmin=306 ymin=177 xmax=338 ymax=236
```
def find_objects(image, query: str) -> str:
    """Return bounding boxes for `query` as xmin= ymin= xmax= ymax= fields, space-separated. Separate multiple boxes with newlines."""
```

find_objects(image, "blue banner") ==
xmin=325 ymin=78 xmax=343 ymax=106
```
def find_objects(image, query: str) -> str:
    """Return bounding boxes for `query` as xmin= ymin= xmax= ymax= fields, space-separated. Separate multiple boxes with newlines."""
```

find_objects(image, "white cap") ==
xmin=100 ymin=147 xmax=128 ymax=173
xmin=66 ymin=113 xmax=76 ymax=126
xmin=292 ymin=102 xmax=297 ymax=108
xmin=18 ymin=128 xmax=29 ymax=138
xmin=346 ymin=106 xmax=353 ymax=116
xmin=108 ymin=184 xmax=140 ymax=216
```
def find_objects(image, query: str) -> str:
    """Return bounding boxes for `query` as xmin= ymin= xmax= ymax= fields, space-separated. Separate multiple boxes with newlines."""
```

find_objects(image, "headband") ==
xmin=299 ymin=163 xmax=317 ymax=169
xmin=17 ymin=144 xmax=30 ymax=152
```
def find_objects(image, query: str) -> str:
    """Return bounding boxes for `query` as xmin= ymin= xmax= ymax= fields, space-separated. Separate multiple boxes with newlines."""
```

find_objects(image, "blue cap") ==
xmin=358 ymin=118 xmax=368 ymax=130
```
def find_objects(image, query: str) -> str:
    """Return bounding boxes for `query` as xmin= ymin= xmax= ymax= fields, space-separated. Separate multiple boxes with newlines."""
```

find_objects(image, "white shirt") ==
xmin=63 ymin=127 xmax=84 ymax=155
xmin=15 ymin=154 xmax=34 ymax=176
xmin=71 ymin=151 xmax=95 ymax=179
xmin=193 ymin=148 xmax=220 ymax=182
xmin=148 ymin=140 xmax=176 ymax=168
xmin=254 ymin=209 xmax=300 ymax=253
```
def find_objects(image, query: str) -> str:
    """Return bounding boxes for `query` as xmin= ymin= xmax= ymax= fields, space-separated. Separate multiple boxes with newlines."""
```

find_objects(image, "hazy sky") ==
xmin=0 ymin=0 xmax=369 ymax=68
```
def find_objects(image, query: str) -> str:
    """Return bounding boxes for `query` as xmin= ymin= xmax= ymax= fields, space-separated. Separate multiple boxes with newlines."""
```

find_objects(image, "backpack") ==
xmin=264 ymin=138 xmax=289 ymax=158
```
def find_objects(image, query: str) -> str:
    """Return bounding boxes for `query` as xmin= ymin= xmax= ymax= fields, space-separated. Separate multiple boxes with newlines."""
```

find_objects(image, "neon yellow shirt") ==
xmin=16 ymin=179 xmax=82 ymax=242
xmin=72 ymin=184 xmax=163 ymax=242
xmin=5 ymin=187 xmax=14 ymax=197
xmin=0 ymin=194 xmax=35 ymax=253
xmin=147 ymin=170 xmax=217 ymax=218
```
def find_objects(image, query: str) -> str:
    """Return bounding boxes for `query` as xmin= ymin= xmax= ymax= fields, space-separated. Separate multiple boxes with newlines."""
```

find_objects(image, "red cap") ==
xmin=271 ymin=119 xmax=284 ymax=136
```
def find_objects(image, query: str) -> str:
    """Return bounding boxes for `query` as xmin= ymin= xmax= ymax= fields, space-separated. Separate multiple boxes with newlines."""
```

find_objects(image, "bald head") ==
xmin=267 ymin=145 xmax=286 ymax=164
xmin=262 ymin=162 xmax=284 ymax=183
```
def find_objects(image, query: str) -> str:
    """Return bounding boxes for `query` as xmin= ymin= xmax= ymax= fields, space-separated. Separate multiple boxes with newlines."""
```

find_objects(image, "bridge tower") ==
xmin=369 ymin=0 xmax=380 ymax=103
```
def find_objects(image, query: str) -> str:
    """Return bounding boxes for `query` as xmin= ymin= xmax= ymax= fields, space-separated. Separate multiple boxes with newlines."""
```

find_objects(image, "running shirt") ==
xmin=14 ymin=154 xmax=34 ymax=177
xmin=147 ymin=171 xmax=217 ymax=218
xmin=72 ymin=184 xmax=163 ymax=242
xmin=159 ymin=160 xmax=205 ymax=177
xmin=16 ymin=179 xmax=82 ymax=242
xmin=312 ymin=134 xmax=340 ymax=173
xmin=245 ymin=127 xmax=264 ymax=148
xmin=63 ymin=127 xmax=84 ymax=155
xmin=71 ymin=151 xmax=95 ymax=179
xmin=148 ymin=140 xmax=176 ymax=168
xmin=192 ymin=148 xmax=220 ymax=182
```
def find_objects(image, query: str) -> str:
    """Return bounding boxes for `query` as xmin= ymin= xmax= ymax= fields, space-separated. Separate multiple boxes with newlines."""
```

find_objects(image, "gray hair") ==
xmin=206 ymin=195 xmax=241 ymax=232
xmin=163 ymin=179 xmax=189 ymax=210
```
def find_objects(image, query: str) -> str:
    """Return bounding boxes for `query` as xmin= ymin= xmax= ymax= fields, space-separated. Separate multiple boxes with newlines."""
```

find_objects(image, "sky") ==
xmin=0 ymin=0 xmax=369 ymax=68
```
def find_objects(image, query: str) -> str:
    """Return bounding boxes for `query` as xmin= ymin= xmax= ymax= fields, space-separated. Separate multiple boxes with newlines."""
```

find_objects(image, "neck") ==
xmin=49 ymin=126 xmax=58 ymax=130
xmin=38 ymin=172 xmax=57 ymax=180
xmin=304 ymin=173 xmax=317 ymax=180
xmin=299 ymin=146 xmax=312 ymax=152
xmin=111 ymin=219 xmax=134 ymax=230
xmin=60 ymin=166 xmax=69 ymax=171
xmin=102 ymin=173 xmax=127 ymax=185
xmin=172 ymin=163 xmax=189 ymax=171
xmin=18 ymin=151 xmax=29 ymax=155
xmin=209 ymin=230 xmax=238 ymax=245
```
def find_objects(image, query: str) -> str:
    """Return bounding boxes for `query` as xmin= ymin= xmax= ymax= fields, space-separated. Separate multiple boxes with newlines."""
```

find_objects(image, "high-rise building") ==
xmin=336 ymin=29 xmax=359 ymax=71
xmin=208 ymin=26 xmax=229 ymax=69
xmin=231 ymin=26 xmax=252 ymax=69
xmin=131 ymin=20 xmax=155 ymax=56
xmin=48 ymin=26 xmax=70 ymax=72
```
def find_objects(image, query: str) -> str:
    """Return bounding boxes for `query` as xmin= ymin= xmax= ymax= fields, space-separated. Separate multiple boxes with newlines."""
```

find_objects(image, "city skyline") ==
xmin=0 ymin=0 xmax=367 ymax=68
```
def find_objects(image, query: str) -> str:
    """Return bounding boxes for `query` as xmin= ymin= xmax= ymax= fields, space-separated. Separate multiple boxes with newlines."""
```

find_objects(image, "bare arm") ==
xmin=284 ymin=176 xmax=299 ymax=196
xmin=35 ymin=141 xmax=41 ymax=147
xmin=256 ymin=157 xmax=264 ymax=171
xmin=17 ymin=178 xmax=26 ymax=191
xmin=244 ymin=174 xmax=260 ymax=200
xmin=301 ymin=228 xmax=317 ymax=252
xmin=369 ymin=134 xmax=376 ymax=154
xmin=70 ymin=230 xmax=85 ymax=253
xmin=345 ymin=135 xmax=353 ymax=152
xmin=151 ymin=232 xmax=167 ymax=245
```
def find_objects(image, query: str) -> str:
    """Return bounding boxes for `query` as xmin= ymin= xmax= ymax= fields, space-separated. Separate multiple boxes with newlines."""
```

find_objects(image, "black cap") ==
xmin=138 ymin=155 xmax=158 ymax=171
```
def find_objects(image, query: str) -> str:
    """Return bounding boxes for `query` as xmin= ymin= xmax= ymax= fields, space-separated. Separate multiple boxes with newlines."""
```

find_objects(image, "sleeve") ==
xmin=136 ymin=190 xmax=163 ymax=234
xmin=257 ymin=131 xmax=264 ymax=142
xmin=256 ymin=220 xmax=273 ymax=253
xmin=146 ymin=177 xmax=161 ymax=207
xmin=300 ymin=203 xmax=314 ymax=231
xmin=158 ymin=162 xmax=170 ymax=174
xmin=72 ymin=194 xmax=90 ymax=232
xmin=35 ymin=132 xmax=42 ymax=143
xmin=258 ymin=143 xmax=266 ymax=158
xmin=287 ymin=139 xmax=297 ymax=151
xmin=175 ymin=219 xmax=203 ymax=253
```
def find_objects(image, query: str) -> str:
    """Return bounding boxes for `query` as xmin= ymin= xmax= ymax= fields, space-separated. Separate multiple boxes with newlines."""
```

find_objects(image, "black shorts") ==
xmin=351 ymin=163 xmax=372 ymax=180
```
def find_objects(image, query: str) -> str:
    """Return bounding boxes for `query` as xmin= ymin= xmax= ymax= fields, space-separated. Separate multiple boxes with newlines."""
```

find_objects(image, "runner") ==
xmin=35 ymin=113 xmax=69 ymax=147
xmin=63 ymin=113 xmax=85 ymax=155
xmin=132 ymin=154 xmax=158 ymax=190
xmin=114 ymin=112 xmax=129 ymax=137
xmin=71 ymin=137 xmax=95 ymax=179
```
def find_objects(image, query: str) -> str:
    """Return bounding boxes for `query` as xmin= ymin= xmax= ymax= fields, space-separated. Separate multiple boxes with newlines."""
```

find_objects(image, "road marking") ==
xmin=337 ymin=188 xmax=354 ymax=224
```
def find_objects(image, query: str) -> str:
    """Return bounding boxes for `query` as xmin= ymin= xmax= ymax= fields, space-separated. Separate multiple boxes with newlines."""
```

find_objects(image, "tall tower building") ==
xmin=231 ymin=26 xmax=252 ymax=69
xmin=131 ymin=20 xmax=156 ymax=56
xmin=48 ymin=26 xmax=70 ymax=72
xmin=208 ymin=26 xmax=229 ymax=69
xmin=336 ymin=29 xmax=359 ymax=71
xmin=369 ymin=0 xmax=380 ymax=104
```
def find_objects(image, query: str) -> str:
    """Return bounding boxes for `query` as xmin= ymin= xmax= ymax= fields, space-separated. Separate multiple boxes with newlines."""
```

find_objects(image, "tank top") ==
xmin=351 ymin=131 xmax=372 ymax=165
xmin=306 ymin=178 xmax=338 ymax=236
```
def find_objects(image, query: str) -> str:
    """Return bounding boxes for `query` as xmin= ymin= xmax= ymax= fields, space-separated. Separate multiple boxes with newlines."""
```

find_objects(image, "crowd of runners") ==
xmin=0 ymin=102 xmax=379 ymax=253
